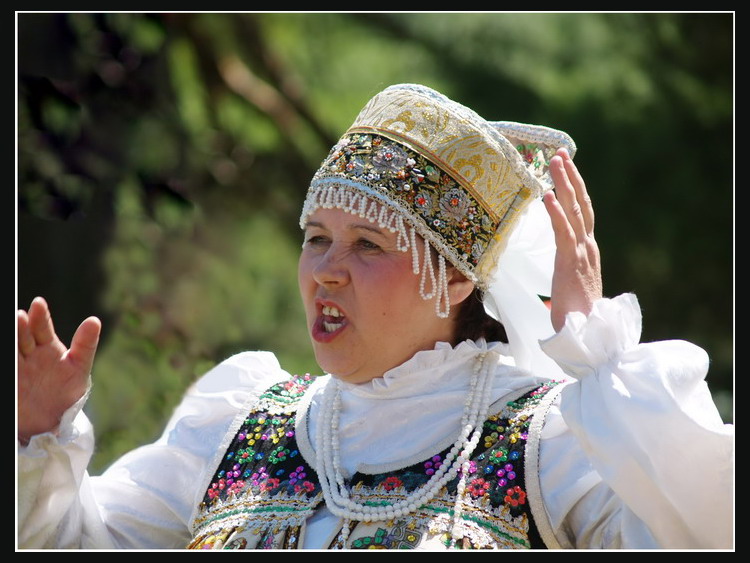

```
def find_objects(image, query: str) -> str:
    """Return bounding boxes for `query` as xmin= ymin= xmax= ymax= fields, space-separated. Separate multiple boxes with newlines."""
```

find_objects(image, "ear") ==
xmin=447 ymin=267 xmax=475 ymax=306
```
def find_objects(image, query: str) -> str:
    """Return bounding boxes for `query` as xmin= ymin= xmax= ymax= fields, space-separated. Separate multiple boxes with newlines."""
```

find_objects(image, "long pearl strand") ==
xmin=412 ymin=231 xmax=450 ymax=319
xmin=316 ymin=351 xmax=494 ymax=545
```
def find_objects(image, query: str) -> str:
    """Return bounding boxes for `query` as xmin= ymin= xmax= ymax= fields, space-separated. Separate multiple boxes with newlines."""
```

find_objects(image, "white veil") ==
xmin=482 ymin=198 xmax=567 ymax=379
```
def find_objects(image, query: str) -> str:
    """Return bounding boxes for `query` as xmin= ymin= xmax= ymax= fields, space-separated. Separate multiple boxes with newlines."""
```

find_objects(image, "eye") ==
xmin=304 ymin=235 xmax=330 ymax=247
xmin=356 ymin=238 xmax=381 ymax=251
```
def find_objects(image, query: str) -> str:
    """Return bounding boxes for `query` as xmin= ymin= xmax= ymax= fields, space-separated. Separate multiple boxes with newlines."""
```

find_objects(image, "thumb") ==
xmin=67 ymin=316 xmax=102 ymax=373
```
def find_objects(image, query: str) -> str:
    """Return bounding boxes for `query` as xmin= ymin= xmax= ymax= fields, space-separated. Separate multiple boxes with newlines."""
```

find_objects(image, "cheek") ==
xmin=366 ymin=265 xmax=421 ymax=320
xmin=297 ymin=254 xmax=315 ymax=302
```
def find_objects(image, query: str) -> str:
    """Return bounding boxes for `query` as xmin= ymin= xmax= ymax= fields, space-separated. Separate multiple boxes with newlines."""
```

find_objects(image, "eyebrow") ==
xmin=305 ymin=220 xmax=387 ymax=237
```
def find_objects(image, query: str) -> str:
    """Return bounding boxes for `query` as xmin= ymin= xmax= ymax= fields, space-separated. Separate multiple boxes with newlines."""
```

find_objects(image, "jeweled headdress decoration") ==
xmin=300 ymin=84 xmax=576 ymax=319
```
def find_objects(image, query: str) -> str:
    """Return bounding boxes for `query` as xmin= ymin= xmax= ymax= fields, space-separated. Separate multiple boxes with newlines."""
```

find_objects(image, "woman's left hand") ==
xmin=543 ymin=148 xmax=603 ymax=332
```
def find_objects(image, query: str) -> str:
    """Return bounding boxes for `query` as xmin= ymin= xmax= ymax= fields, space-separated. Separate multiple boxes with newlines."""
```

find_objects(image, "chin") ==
xmin=314 ymin=349 xmax=350 ymax=377
xmin=316 ymin=353 xmax=371 ymax=384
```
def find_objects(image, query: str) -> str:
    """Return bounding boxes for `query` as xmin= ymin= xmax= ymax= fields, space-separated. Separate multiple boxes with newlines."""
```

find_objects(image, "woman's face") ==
xmin=298 ymin=208 xmax=456 ymax=384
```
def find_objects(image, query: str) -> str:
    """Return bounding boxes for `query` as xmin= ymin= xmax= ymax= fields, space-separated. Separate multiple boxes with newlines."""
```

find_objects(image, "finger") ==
xmin=17 ymin=309 xmax=35 ymax=357
xmin=560 ymin=150 xmax=595 ymax=234
xmin=549 ymin=154 xmax=587 ymax=240
xmin=28 ymin=297 xmax=56 ymax=347
xmin=67 ymin=316 xmax=101 ymax=373
xmin=542 ymin=190 xmax=575 ymax=247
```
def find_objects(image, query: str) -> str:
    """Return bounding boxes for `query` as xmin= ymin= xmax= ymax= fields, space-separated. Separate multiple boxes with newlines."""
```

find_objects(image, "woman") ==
xmin=17 ymin=84 xmax=733 ymax=550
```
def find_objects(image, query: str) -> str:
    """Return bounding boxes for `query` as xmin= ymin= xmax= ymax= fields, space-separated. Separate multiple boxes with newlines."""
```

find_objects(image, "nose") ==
xmin=312 ymin=244 xmax=350 ymax=288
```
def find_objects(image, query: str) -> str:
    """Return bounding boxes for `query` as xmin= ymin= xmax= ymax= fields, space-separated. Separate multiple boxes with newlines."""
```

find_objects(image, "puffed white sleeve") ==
xmin=535 ymin=294 xmax=733 ymax=550
xmin=17 ymin=351 xmax=289 ymax=549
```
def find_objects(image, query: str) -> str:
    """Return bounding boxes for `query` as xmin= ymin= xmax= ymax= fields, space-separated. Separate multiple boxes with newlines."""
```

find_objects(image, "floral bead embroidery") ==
xmin=199 ymin=375 xmax=321 ymax=510
xmin=439 ymin=188 xmax=471 ymax=222
xmin=516 ymin=143 xmax=550 ymax=176
xmin=313 ymin=133 xmax=496 ymax=269
xmin=382 ymin=476 xmax=404 ymax=491
xmin=467 ymin=478 xmax=491 ymax=498
xmin=250 ymin=467 xmax=269 ymax=487
xmin=484 ymin=432 xmax=500 ymax=448
xmin=261 ymin=478 xmax=280 ymax=492
xmin=424 ymin=455 xmax=443 ymax=475
xmin=289 ymin=466 xmax=307 ymax=485
xmin=504 ymin=486 xmax=527 ymax=507
xmin=489 ymin=449 xmax=508 ymax=464
xmin=372 ymin=143 xmax=409 ymax=173
xmin=195 ymin=377 xmax=562 ymax=550
xmin=269 ymin=446 xmax=291 ymax=464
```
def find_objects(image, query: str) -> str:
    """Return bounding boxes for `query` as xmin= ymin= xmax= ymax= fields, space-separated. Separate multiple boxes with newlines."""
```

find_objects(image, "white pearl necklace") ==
xmin=315 ymin=351 xmax=494 ymax=545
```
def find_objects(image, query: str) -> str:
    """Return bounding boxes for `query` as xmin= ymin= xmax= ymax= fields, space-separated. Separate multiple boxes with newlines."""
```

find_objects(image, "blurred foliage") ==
xmin=16 ymin=12 xmax=733 ymax=473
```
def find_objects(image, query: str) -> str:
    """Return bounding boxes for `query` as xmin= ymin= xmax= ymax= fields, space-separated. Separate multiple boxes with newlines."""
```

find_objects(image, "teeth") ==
xmin=322 ymin=305 xmax=342 ymax=318
xmin=321 ymin=305 xmax=345 ymax=333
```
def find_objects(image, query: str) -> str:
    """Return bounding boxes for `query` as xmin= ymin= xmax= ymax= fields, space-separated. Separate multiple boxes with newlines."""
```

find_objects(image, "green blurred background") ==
xmin=17 ymin=12 xmax=734 ymax=473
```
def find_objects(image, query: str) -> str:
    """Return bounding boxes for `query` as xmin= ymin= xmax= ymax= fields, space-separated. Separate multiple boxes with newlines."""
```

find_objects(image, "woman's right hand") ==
xmin=17 ymin=297 xmax=101 ymax=444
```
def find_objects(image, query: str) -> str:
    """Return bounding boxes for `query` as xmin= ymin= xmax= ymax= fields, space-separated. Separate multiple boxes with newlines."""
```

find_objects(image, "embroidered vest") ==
xmin=188 ymin=374 xmax=561 ymax=550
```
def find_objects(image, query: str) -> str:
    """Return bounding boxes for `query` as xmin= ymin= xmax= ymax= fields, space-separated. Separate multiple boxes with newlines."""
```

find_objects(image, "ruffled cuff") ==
xmin=20 ymin=386 xmax=91 ymax=453
xmin=536 ymin=293 xmax=733 ymax=549
xmin=539 ymin=294 xmax=642 ymax=379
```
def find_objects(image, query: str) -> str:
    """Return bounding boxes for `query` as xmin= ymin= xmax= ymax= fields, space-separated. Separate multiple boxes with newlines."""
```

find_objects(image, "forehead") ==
xmin=304 ymin=208 xmax=392 ymax=236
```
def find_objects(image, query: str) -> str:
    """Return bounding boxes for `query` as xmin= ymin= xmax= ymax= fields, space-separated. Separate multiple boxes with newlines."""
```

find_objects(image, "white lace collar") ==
xmin=338 ymin=339 xmax=516 ymax=398
xmin=297 ymin=339 xmax=549 ymax=477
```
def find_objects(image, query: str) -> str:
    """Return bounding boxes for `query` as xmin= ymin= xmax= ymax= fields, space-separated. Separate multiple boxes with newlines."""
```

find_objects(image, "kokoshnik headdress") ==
xmin=300 ymin=83 xmax=576 ymax=375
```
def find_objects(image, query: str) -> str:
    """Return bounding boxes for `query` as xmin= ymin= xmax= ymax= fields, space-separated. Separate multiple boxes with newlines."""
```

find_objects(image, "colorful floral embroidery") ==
xmin=350 ymin=525 xmax=422 ymax=549
xmin=261 ymin=478 xmax=280 ymax=492
xmin=289 ymin=466 xmax=307 ymax=484
xmin=382 ymin=476 xmax=404 ymax=491
xmin=294 ymin=480 xmax=316 ymax=494
xmin=200 ymin=377 xmax=321 ymax=511
xmin=192 ymin=377 xmax=562 ymax=550
xmin=489 ymin=449 xmax=508 ymax=464
xmin=516 ymin=143 xmax=549 ymax=174
xmin=484 ymin=432 xmax=500 ymax=448
xmin=424 ymin=455 xmax=443 ymax=475
xmin=312 ymin=133 xmax=496 ymax=269
xmin=504 ymin=485 xmax=527 ymax=507
xmin=467 ymin=477 xmax=491 ymax=498
xmin=257 ymin=373 xmax=314 ymax=407
xmin=269 ymin=445 xmax=291 ymax=464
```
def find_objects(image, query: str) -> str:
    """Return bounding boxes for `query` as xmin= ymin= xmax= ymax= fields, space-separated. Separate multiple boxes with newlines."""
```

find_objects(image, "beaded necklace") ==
xmin=315 ymin=351 xmax=495 ymax=547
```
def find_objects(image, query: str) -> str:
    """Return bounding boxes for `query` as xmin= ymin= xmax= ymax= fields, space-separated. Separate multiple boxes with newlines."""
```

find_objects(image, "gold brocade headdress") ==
xmin=300 ymin=84 xmax=576 ymax=318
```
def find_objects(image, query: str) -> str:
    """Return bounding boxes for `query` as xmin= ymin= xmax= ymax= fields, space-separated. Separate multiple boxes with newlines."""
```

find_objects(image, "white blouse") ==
xmin=17 ymin=294 xmax=734 ymax=550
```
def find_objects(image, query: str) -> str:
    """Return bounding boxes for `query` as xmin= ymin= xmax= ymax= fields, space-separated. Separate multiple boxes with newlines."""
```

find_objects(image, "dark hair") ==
xmin=453 ymin=287 xmax=507 ymax=344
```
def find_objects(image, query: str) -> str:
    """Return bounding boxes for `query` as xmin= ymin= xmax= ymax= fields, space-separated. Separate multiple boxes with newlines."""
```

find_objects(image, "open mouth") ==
xmin=321 ymin=304 xmax=346 ymax=333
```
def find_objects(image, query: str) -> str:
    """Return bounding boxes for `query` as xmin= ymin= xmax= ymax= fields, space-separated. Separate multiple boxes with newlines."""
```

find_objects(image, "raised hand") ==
xmin=543 ymin=148 xmax=603 ymax=332
xmin=17 ymin=297 xmax=101 ymax=444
